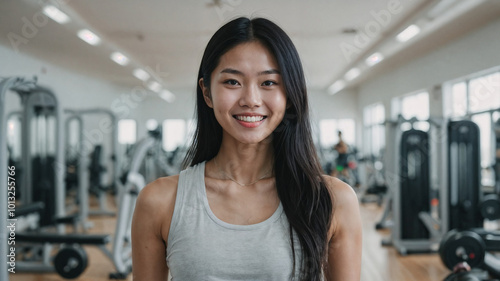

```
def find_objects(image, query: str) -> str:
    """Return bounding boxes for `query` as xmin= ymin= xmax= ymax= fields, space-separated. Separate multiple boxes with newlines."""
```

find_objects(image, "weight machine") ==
xmin=1 ymin=77 xmax=149 ymax=279
xmin=64 ymin=108 xmax=121 ymax=230
xmin=382 ymin=115 xmax=449 ymax=254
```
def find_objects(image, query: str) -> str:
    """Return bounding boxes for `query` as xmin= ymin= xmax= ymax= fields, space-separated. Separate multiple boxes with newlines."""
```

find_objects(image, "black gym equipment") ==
xmin=400 ymin=128 xmax=431 ymax=240
xmin=480 ymin=194 xmax=500 ymax=220
xmin=440 ymin=228 xmax=500 ymax=280
xmin=382 ymin=116 xmax=448 ymax=254
xmin=448 ymin=120 xmax=483 ymax=230
xmin=443 ymin=268 xmax=491 ymax=281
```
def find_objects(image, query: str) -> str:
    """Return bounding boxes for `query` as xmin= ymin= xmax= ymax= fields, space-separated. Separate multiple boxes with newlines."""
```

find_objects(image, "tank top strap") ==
xmin=167 ymin=161 xmax=205 ymax=246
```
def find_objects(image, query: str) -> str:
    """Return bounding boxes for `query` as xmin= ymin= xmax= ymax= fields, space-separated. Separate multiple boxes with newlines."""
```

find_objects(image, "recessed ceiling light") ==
xmin=159 ymin=89 xmax=176 ymax=103
xmin=133 ymin=68 xmax=150 ymax=81
xmin=77 ymin=29 xmax=101 ymax=45
xmin=147 ymin=81 xmax=162 ymax=93
xmin=396 ymin=25 xmax=420 ymax=42
xmin=110 ymin=52 xmax=129 ymax=66
xmin=366 ymin=52 xmax=384 ymax=66
xmin=328 ymin=80 xmax=346 ymax=95
xmin=43 ymin=5 xmax=70 ymax=24
xmin=344 ymin=68 xmax=361 ymax=81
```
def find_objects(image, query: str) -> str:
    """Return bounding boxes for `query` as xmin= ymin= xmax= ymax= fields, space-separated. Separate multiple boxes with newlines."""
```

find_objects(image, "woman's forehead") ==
xmin=216 ymin=42 xmax=279 ymax=73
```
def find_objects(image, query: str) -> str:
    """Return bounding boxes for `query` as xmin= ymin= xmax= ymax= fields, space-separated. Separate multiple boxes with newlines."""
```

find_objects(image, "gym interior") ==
xmin=1 ymin=1 xmax=500 ymax=280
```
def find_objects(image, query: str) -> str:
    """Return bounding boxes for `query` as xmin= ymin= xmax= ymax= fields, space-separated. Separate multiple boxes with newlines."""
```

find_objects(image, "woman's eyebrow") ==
xmin=258 ymin=69 xmax=281 ymax=76
xmin=220 ymin=68 xmax=243 ymax=75
xmin=220 ymin=68 xmax=281 ymax=76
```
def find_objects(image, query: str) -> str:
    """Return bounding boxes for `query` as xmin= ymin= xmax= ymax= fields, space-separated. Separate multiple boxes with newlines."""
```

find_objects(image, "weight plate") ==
xmin=439 ymin=230 xmax=486 ymax=270
xmin=54 ymin=246 xmax=88 ymax=279
xmin=480 ymin=194 xmax=500 ymax=220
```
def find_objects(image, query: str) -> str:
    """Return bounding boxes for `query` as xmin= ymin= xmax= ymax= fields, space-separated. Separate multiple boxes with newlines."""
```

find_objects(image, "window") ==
xmin=319 ymin=119 xmax=355 ymax=149
xmin=363 ymin=103 xmax=385 ymax=157
xmin=471 ymin=113 xmax=492 ymax=168
xmin=394 ymin=91 xmax=429 ymax=131
xmin=118 ymin=119 xmax=137 ymax=144
xmin=451 ymin=82 xmax=467 ymax=117
xmin=469 ymin=72 xmax=500 ymax=113
xmin=446 ymin=69 xmax=500 ymax=169
xmin=162 ymin=119 xmax=186 ymax=152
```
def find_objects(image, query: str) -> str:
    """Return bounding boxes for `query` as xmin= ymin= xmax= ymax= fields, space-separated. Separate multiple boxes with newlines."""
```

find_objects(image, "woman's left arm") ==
xmin=324 ymin=176 xmax=362 ymax=281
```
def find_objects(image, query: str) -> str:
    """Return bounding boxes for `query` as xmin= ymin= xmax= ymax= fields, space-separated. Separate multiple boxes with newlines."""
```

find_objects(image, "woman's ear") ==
xmin=199 ymin=78 xmax=213 ymax=108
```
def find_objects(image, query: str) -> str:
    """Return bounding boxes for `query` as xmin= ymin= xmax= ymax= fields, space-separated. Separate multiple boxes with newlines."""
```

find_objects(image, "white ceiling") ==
xmin=1 ymin=0 xmax=500 ymax=98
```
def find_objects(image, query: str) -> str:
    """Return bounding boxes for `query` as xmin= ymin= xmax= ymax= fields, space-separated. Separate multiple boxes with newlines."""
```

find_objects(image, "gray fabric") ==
xmin=166 ymin=161 xmax=301 ymax=280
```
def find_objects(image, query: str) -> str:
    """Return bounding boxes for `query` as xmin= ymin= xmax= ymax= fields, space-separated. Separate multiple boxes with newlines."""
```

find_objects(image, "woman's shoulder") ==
xmin=321 ymin=175 xmax=358 ymax=205
xmin=321 ymin=175 xmax=361 ymax=238
xmin=135 ymin=175 xmax=180 ymax=218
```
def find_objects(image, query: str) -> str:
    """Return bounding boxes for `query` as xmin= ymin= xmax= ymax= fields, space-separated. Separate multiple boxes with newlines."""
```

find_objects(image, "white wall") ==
xmin=357 ymin=18 xmax=500 ymax=118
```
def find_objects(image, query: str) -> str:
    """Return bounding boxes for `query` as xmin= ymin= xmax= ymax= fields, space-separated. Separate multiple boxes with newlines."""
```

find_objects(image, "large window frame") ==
xmin=363 ymin=103 xmax=385 ymax=157
xmin=446 ymin=67 xmax=500 ymax=169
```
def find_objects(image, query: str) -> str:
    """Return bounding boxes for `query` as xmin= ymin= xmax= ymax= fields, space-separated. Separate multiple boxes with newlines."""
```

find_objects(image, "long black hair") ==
xmin=183 ymin=17 xmax=333 ymax=280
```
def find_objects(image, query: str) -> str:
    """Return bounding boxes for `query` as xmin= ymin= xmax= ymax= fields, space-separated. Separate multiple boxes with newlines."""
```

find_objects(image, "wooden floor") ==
xmin=9 ymin=193 xmax=451 ymax=281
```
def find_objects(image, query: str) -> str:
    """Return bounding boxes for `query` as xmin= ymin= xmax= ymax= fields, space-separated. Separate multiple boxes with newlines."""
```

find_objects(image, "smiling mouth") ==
xmin=233 ymin=115 xmax=267 ymax=123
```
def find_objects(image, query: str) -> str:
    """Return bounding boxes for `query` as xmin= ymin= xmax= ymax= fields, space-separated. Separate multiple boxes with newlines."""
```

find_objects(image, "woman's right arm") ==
xmin=132 ymin=176 xmax=178 ymax=281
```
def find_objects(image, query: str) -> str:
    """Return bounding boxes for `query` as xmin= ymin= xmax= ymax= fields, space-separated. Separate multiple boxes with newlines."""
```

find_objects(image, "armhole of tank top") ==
xmin=167 ymin=169 xmax=187 ymax=247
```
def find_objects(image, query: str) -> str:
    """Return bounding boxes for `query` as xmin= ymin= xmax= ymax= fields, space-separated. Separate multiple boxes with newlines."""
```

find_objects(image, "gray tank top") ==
xmin=166 ymin=161 xmax=301 ymax=280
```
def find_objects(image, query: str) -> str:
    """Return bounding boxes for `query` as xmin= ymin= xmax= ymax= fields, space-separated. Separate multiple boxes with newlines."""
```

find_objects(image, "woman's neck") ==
xmin=214 ymin=136 xmax=274 ymax=184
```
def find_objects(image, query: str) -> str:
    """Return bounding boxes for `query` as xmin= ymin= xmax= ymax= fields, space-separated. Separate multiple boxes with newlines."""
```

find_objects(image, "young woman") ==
xmin=132 ymin=17 xmax=362 ymax=281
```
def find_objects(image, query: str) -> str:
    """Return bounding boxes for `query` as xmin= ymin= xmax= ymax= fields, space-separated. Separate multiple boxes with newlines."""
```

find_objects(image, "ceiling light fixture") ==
xmin=396 ymin=24 xmax=421 ymax=42
xmin=110 ymin=52 xmax=129 ymax=66
xmin=77 ymin=29 xmax=101 ymax=45
xmin=159 ymin=89 xmax=176 ymax=103
xmin=366 ymin=52 xmax=385 ymax=66
xmin=328 ymin=80 xmax=346 ymax=95
xmin=43 ymin=5 xmax=70 ymax=24
xmin=147 ymin=81 xmax=162 ymax=93
xmin=344 ymin=68 xmax=361 ymax=81
xmin=133 ymin=68 xmax=150 ymax=81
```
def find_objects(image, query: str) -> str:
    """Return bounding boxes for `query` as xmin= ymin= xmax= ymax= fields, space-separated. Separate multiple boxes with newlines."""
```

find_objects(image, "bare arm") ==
xmin=132 ymin=176 xmax=178 ymax=281
xmin=324 ymin=176 xmax=362 ymax=281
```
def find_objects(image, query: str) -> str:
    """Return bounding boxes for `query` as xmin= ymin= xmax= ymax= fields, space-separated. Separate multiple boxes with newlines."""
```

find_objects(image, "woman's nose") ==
xmin=239 ymin=84 xmax=262 ymax=108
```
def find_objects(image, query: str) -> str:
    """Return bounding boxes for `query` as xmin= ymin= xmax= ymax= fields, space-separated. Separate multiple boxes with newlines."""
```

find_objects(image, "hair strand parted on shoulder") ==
xmin=183 ymin=17 xmax=333 ymax=280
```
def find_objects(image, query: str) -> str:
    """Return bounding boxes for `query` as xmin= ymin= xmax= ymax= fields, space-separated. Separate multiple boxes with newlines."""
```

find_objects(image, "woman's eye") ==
xmin=262 ymin=80 xmax=277 ymax=87
xmin=224 ymin=79 xmax=239 ymax=86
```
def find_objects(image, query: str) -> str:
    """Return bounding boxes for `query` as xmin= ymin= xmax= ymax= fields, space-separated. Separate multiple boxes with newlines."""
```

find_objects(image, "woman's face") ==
xmin=201 ymin=41 xmax=287 ymax=144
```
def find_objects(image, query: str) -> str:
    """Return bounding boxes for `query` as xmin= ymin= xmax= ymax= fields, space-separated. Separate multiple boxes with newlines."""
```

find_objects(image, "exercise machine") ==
xmin=1 ymin=77 xmax=37 ymax=281
xmin=448 ymin=120 xmax=483 ymax=230
xmin=64 ymin=108 xmax=121 ymax=230
xmin=382 ymin=115 xmax=448 ymax=254
xmin=110 ymin=132 xmax=157 ymax=278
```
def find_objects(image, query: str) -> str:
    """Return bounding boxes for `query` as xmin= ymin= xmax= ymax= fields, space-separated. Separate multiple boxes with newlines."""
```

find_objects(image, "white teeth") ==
xmin=236 ymin=116 xmax=264 ymax=122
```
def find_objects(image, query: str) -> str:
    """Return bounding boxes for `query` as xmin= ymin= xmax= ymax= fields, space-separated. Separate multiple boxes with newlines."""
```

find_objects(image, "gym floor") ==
xmin=9 ymin=192 xmax=450 ymax=281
